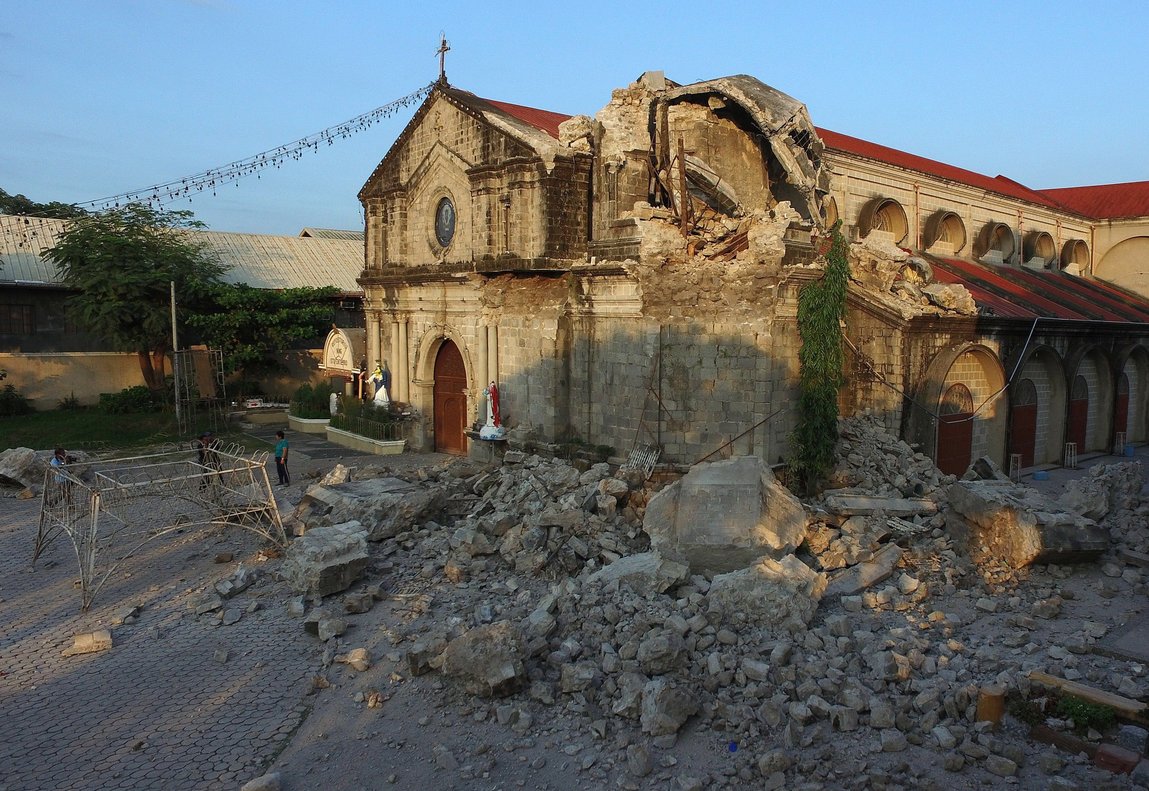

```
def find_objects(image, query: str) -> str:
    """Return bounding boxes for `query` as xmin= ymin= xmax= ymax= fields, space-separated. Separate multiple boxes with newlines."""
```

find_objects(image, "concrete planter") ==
xmin=244 ymin=408 xmax=289 ymax=426
xmin=288 ymin=415 xmax=331 ymax=434
xmin=325 ymin=425 xmax=406 ymax=456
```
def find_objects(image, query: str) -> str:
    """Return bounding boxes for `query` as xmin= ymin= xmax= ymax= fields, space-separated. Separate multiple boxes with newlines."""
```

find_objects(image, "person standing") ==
xmin=49 ymin=447 xmax=70 ymax=504
xmin=274 ymin=430 xmax=290 ymax=486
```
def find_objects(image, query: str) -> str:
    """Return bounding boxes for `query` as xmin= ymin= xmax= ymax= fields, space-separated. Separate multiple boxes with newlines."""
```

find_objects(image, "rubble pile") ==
xmin=270 ymin=423 xmax=1149 ymax=789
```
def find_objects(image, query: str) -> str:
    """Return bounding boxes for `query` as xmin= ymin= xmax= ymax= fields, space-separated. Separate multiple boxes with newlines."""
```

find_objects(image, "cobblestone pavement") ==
xmin=0 ymin=437 xmax=454 ymax=791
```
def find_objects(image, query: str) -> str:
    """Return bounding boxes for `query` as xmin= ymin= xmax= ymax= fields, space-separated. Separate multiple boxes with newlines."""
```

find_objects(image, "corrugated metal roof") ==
xmin=482 ymin=98 xmax=571 ymax=139
xmin=0 ymin=214 xmax=364 ymax=292
xmin=299 ymin=227 xmax=365 ymax=241
xmin=1038 ymin=181 xmax=1149 ymax=220
xmin=924 ymin=254 xmax=1149 ymax=323
xmin=817 ymin=128 xmax=1067 ymax=211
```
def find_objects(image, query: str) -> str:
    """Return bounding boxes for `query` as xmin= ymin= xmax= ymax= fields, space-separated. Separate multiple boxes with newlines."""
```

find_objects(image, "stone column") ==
xmin=390 ymin=320 xmax=401 ymax=398
xmin=486 ymin=324 xmax=499 ymax=387
xmin=476 ymin=326 xmax=489 ymax=422
xmin=398 ymin=320 xmax=410 ymax=402
xmin=367 ymin=311 xmax=380 ymax=369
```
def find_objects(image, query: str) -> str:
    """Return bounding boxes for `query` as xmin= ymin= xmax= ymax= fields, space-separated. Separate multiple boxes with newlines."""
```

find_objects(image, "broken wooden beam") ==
xmin=1028 ymin=671 xmax=1149 ymax=727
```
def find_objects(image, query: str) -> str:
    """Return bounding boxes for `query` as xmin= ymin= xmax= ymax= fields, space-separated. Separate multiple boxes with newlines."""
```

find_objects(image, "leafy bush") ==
xmin=58 ymin=392 xmax=83 ymax=411
xmin=329 ymin=398 xmax=409 ymax=441
xmin=0 ymin=383 xmax=33 ymax=416
xmin=1055 ymin=694 xmax=1116 ymax=733
xmin=99 ymin=385 xmax=163 ymax=414
xmin=289 ymin=380 xmax=335 ymax=419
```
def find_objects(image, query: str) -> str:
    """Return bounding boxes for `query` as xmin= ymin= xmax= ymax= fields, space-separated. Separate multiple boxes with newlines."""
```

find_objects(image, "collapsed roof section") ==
xmin=661 ymin=75 xmax=829 ymax=223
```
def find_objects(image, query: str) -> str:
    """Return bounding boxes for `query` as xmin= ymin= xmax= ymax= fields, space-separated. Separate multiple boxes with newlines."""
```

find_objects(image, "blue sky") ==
xmin=3 ymin=0 xmax=1147 ymax=235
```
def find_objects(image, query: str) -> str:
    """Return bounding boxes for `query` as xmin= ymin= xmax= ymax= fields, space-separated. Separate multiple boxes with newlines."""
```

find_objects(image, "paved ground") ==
xmin=0 ymin=433 xmax=449 ymax=791
xmin=0 ymin=434 xmax=1142 ymax=790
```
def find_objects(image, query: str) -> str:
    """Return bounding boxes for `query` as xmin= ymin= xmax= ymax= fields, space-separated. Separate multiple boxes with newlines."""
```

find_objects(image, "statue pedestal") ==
xmin=466 ymin=430 xmax=507 ymax=463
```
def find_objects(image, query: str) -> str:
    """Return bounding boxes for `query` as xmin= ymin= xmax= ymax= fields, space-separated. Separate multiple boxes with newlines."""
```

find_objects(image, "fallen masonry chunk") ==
xmin=822 ymin=493 xmax=937 ymax=517
xmin=586 ymin=551 xmax=689 ymax=595
xmin=440 ymin=620 xmax=525 ymax=697
xmin=644 ymin=456 xmax=807 ymax=574
xmin=707 ymin=555 xmax=825 ymax=628
xmin=280 ymin=521 xmax=368 ymax=596
xmin=295 ymin=477 xmax=441 ymax=541
xmin=640 ymin=677 xmax=699 ymax=736
xmin=62 ymin=630 xmax=112 ymax=657
xmin=948 ymin=481 xmax=1108 ymax=567
xmin=824 ymin=543 xmax=903 ymax=597
xmin=337 ymin=647 xmax=371 ymax=672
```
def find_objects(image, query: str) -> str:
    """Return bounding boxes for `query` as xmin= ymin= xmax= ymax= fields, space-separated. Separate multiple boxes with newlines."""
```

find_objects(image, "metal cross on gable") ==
xmin=437 ymin=34 xmax=450 ymax=84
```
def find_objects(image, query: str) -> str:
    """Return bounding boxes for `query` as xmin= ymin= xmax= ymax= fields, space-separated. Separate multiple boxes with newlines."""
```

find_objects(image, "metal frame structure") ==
xmin=34 ymin=443 xmax=285 ymax=610
xmin=174 ymin=348 xmax=227 ymax=436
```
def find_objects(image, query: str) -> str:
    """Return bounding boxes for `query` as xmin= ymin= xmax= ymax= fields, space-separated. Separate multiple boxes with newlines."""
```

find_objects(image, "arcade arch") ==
xmin=1008 ymin=346 xmax=1066 ymax=467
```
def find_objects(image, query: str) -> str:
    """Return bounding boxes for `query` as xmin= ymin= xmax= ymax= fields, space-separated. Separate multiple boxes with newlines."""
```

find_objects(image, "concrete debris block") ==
xmin=822 ymin=493 xmax=937 ymax=517
xmin=595 ymin=495 xmax=618 ymax=518
xmin=598 ymin=477 xmax=630 ymax=501
xmin=336 ymin=647 xmax=371 ymax=672
xmin=195 ymin=594 xmax=224 ymax=616
xmin=342 ymin=592 xmax=374 ymax=614
xmin=879 ymin=729 xmax=908 ymax=752
xmin=281 ymin=521 xmax=369 ymax=596
xmin=285 ymin=596 xmax=306 ymax=616
xmin=440 ymin=620 xmax=526 ymax=697
xmin=948 ymin=481 xmax=1108 ymax=567
xmin=216 ymin=565 xmax=259 ymax=598
xmin=214 ymin=552 xmax=234 ymax=563
xmin=240 ymin=772 xmax=282 ymax=791
xmin=294 ymin=477 xmax=441 ymax=541
xmin=110 ymin=605 xmax=140 ymax=626
xmin=1059 ymin=461 xmax=1143 ymax=520
xmin=0 ymin=447 xmax=47 ymax=490
xmin=407 ymin=639 xmax=447 ymax=676
xmin=645 ymin=456 xmax=807 ymax=574
xmin=640 ymin=677 xmax=699 ymax=736
xmin=221 ymin=608 xmax=243 ymax=626
xmin=444 ymin=556 xmax=470 ymax=583
xmin=312 ymin=617 xmax=347 ymax=642
xmin=451 ymin=526 xmax=496 ymax=556
xmin=707 ymin=555 xmax=825 ymax=629
xmin=921 ymin=282 xmax=977 ymax=314
xmin=61 ymin=630 xmax=112 ymax=657
xmin=502 ymin=450 xmax=526 ymax=465
xmin=824 ymin=543 xmax=903 ymax=597
xmin=637 ymin=631 xmax=687 ymax=675
xmin=612 ymin=672 xmax=648 ymax=719
xmin=560 ymin=661 xmax=601 ymax=692
xmin=319 ymin=464 xmax=352 ymax=486
xmin=586 ymin=551 xmax=689 ymax=595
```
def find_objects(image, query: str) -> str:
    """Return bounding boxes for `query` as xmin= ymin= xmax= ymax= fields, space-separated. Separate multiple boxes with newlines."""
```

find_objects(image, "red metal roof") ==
xmin=924 ymin=255 xmax=1149 ymax=324
xmin=484 ymin=99 xmax=571 ymax=139
xmin=1038 ymin=181 xmax=1149 ymax=220
xmin=816 ymin=128 xmax=1065 ymax=211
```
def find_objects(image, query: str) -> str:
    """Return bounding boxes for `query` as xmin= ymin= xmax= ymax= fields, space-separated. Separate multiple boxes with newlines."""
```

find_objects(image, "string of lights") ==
xmin=71 ymin=82 xmax=435 ymax=212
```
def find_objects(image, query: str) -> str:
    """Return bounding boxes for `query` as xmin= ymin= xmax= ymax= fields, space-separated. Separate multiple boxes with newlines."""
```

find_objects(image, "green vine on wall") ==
xmin=791 ymin=220 xmax=848 ymax=492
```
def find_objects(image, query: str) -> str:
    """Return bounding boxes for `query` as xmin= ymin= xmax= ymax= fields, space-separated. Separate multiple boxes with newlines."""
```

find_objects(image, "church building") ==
xmin=345 ymin=71 xmax=1149 ymax=475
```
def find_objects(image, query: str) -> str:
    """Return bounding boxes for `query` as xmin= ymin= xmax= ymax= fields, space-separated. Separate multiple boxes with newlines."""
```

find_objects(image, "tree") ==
xmin=0 ymin=187 xmax=88 ymax=219
xmin=46 ymin=203 xmax=227 ymax=392
xmin=187 ymin=283 xmax=338 ymax=380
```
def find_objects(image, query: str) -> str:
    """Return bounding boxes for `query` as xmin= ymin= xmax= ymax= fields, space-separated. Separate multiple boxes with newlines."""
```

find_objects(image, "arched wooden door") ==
xmin=1114 ymin=373 xmax=1130 ymax=446
xmin=433 ymin=340 xmax=467 ymax=455
xmin=1067 ymin=375 xmax=1088 ymax=452
xmin=937 ymin=383 xmax=974 ymax=476
xmin=1009 ymin=378 xmax=1038 ymax=469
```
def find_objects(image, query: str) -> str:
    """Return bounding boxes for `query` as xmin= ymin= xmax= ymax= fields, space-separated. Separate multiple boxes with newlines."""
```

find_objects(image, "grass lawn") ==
xmin=0 ymin=409 xmax=259 ymax=453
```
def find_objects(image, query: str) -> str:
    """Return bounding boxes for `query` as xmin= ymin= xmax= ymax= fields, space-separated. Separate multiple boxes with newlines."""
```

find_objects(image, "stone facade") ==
xmin=355 ymin=74 xmax=1149 ymax=473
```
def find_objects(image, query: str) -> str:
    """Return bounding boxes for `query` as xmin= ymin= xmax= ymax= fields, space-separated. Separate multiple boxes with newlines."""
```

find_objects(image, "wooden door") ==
xmin=937 ymin=383 xmax=974 ymax=476
xmin=1009 ymin=378 xmax=1038 ymax=469
xmin=433 ymin=340 xmax=467 ymax=455
xmin=1067 ymin=375 xmax=1088 ymax=453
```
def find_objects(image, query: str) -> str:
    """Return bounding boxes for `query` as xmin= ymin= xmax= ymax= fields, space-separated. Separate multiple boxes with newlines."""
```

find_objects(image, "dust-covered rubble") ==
xmin=271 ymin=418 xmax=1149 ymax=789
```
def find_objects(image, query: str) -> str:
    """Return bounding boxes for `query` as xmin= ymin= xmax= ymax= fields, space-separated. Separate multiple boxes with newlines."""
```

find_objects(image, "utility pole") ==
xmin=171 ymin=280 xmax=181 ymax=428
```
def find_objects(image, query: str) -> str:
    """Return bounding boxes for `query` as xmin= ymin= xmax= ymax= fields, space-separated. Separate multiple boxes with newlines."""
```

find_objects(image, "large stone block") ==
xmin=281 ymin=521 xmax=368 ymax=596
xmin=644 ymin=456 xmax=806 ymax=573
xmin=295 ymin=478 xmax=442 ymax=541
xmin=948 ymin=481 xmax=1108 ymax=568
xmin=707 ymin=555 xmax=826 ymax=629
xmin=440 ymin=620 xmax=525 ymax=697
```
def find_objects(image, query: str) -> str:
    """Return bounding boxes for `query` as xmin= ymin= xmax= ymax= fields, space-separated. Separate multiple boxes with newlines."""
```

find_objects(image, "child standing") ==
xmin=274 ymin=430 xmax=290 ymax=486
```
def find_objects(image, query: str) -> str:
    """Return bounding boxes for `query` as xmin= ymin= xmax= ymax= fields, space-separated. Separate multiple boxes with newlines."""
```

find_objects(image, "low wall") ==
xmin=288 ymin=415 xmax=330 ymax=434
xmin=0 ymin=352 xmax=145 ymax=409
xmin=325 ymin=425 xmax=405 ymax=456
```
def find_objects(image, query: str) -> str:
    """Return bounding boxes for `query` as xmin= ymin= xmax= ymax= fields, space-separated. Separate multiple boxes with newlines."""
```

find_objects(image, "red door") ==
xmin=937 ymin=383 xmax=974 ymax=476
xmin=1067 ymin=375 xmax=1088 ymax=453
xmin=433 ymin=340 xmax=467 ymax=455
xmin=1114 ymin=373 xmax=1130 ymax=447
xmin=1009 ymin=378 xmax=1038 ymax=469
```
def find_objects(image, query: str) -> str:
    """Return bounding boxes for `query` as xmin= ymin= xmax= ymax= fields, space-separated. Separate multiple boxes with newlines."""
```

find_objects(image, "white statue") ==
xmin=329 ymin=391 xmax=340 ymax=416
xmin=371 ymin=362 xmax=391 ymax=406
xmin=479 ymin=380 xmax=506 ymax=439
